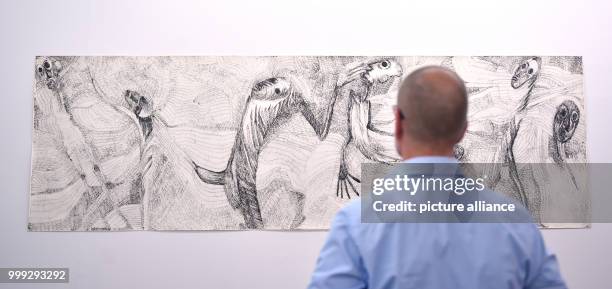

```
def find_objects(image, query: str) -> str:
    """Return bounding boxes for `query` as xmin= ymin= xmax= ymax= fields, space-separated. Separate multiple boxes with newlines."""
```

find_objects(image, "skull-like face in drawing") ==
xmin=124 ymin=90 xmax=153 ymax=118
xmin=251 ymin=77 xmax=296 ymax=100
xmin=511 ymin=57 xmax=541 ymax=89
xmin=553 ymin=100 xmax=580 ymax=144
xmin=364 ymin=59 xmax=403 ymax=84
xmin=35 ymin=57 xmax=62 ymax=90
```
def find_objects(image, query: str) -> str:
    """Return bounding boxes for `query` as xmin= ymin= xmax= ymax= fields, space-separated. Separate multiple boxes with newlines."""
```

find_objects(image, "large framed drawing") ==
xmin=28 ymin=56 xmax=586 ymax=231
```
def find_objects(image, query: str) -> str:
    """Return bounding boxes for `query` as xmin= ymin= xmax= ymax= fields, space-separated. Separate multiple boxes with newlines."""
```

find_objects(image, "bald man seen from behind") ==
xmin=307 ymin=66 xmax=567 ymax=289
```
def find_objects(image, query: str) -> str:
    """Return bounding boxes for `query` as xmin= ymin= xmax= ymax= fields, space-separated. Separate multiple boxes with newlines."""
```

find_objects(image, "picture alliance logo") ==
xmin=370 ymin=200 xmax=516 ymax=213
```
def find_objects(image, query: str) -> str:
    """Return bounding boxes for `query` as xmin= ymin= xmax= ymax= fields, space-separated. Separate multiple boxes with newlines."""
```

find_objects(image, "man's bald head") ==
xmin=397 ymin=66 xmax=468 ymax=146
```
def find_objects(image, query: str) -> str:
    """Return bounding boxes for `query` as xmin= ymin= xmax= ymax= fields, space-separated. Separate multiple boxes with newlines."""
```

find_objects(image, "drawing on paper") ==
xmin=28 ymin=56 xmax=587 ymax=230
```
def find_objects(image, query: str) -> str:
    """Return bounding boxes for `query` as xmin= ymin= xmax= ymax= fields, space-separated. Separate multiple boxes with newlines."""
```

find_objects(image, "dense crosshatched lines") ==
xmin=28 ymin=56 xmax=587 ymax=231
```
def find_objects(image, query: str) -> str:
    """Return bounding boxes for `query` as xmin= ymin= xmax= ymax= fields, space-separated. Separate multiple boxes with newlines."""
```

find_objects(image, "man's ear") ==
xmin=455 ymin=120 xmax=468 ymax=143
xmin=394 ymin=108 xmax=404 ymax=142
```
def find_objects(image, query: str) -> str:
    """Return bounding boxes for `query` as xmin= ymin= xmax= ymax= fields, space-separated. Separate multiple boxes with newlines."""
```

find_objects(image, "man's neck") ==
xmin=402 ymin=155 xmax=458 ymax=164
xmin=401 ymin=148 xmax=455 ymax=160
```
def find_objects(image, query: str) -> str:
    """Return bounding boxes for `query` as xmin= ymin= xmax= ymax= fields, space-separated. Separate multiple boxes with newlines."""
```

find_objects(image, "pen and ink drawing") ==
xmin=28 ymin=56 xmax=587 ymax=231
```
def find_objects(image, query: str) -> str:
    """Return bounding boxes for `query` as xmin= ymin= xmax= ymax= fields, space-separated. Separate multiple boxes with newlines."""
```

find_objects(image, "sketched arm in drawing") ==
xmin=335 ymin=59 xmax=403 ymax=199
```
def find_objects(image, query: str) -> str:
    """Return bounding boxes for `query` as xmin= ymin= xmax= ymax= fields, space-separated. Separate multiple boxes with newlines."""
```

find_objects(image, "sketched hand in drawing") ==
xmin=335 ymin=59 xmax=403 ymax=199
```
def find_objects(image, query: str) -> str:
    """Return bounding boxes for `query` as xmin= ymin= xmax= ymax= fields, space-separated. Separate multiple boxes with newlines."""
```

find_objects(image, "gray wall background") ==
xmin=1 ymin=0 xmax=611 ymax=288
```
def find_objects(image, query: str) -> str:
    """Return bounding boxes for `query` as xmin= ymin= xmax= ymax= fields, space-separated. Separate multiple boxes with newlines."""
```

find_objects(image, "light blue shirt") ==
xmin=308 ymin=156 xmax=566 ymax=289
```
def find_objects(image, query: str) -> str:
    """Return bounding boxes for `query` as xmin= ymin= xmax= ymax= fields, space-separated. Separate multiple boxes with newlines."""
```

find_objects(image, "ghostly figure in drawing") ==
xmin=511 ymin=57 xmax=542 ymax=109
xmin=31 ymin=57 xmax=140 ymax=230
xmin=549 ymin=100 xmax=580 ymax=164
xmin=192 ymin=77 xmax=336 ymax=229
xmin=502 ymin=57 xmax=543 ymax=209
xmin=34 ymin=58 xmax=101 ymax=188
xmin=335 ymin=59 xmax=403 ymax=198
xmin=504 ymin=57 xmax=585 ymax=221
xmin=505 ymin=57 xmax=587 ymax=226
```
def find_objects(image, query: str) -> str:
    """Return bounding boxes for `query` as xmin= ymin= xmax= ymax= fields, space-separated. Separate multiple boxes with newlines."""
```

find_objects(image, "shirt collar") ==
xmin=402 ymin=156 xmax=458 ymax=164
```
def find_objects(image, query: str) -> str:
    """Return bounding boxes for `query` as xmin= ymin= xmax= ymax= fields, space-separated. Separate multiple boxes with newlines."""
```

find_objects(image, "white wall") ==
xmin=1 ymin=0 xmax=611 ymax=288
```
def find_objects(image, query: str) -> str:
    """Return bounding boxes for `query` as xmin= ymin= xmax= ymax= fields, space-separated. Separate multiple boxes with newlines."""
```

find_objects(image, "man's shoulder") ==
xmin=339 ymin=198 xmax=362 ymax=214
xmin=335 ymin=199 xmax=362 ymax=225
